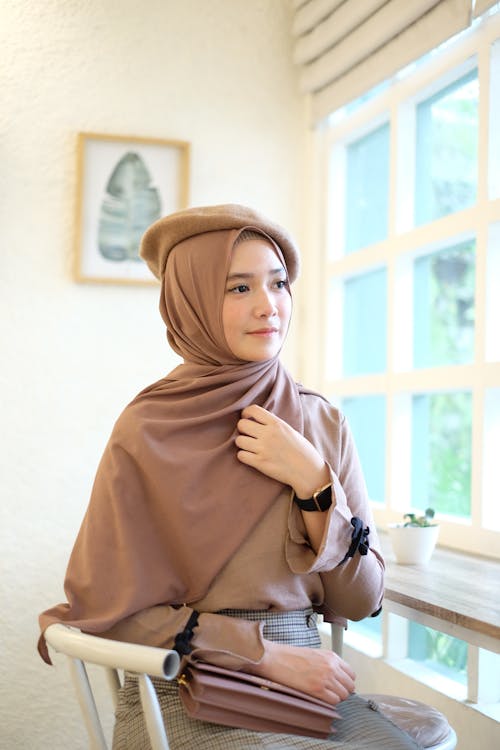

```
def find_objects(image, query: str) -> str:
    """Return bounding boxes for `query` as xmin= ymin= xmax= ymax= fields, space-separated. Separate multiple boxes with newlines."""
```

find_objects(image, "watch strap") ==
xmin=293 ymin=483 xmax=332 ymax=512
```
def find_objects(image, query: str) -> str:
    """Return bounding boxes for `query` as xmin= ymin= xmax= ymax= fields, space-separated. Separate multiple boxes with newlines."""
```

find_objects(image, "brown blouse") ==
xmin=96 ymin=393 xmax=384 ymax=670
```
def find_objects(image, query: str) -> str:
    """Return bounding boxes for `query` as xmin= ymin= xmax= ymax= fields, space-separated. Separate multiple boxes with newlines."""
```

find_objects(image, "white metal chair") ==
xmin=45 ymin=623 xmax=179 ymax=750
xmin=45 ymin=622 xmax=457 ymax=750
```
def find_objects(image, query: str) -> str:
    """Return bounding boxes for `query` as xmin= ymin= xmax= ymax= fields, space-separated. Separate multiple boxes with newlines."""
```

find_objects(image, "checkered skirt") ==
xmin=112 ymin=609 xmax=422 ymax=750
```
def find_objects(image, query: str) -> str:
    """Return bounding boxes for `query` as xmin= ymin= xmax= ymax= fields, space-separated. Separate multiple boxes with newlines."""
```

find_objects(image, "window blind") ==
xmin=292 ymin=0 xmax=473 ymax=123
xmin=473 ymin=0 xmax=499 ymax=17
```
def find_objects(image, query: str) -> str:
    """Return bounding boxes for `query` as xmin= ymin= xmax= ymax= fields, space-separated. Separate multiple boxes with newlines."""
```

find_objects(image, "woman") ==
xmin=39 ymin=204 xmax=421 ymax=749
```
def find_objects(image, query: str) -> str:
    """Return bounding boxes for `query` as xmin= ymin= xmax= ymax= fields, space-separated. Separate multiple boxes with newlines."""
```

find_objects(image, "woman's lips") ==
xmin=248 ymin=328 xmax=279 ymax=336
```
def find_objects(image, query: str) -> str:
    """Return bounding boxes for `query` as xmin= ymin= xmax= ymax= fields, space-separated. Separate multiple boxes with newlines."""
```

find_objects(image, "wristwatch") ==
xmin=293 ymin=482 xmax=333 ymax=512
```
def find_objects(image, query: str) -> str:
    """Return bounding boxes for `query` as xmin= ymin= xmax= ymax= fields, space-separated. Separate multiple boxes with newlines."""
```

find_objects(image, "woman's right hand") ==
xmin=248 ymin=639 xmax=356 ymax=705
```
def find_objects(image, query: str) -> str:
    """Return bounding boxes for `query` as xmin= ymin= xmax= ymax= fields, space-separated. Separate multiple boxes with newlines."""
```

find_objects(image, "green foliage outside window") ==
xmin=414 ymin=241 xmax=475 ymax=368
xmin=412 ymin=391 xmax=472 ymax=517
xmin=413 ymin=241 xmax=475 ymax=518
xmin=415 ymin=70 xmax=478 ymax=225
xmin=409 ymin=622 xmax=467 ymax=684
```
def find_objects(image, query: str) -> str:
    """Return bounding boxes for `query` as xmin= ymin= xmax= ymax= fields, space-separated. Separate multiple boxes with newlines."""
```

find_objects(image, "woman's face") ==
xmin=222 ymin=238 xmax=292 ymax=362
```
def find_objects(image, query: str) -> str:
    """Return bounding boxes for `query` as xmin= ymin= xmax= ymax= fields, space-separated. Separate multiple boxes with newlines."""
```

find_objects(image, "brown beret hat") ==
xmin=140 ymin=203 xmax=300 ymax=283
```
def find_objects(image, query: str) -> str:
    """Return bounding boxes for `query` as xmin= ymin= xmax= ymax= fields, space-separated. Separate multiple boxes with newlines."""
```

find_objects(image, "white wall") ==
xmin=0 ymin=1 xmax=306 ymax=747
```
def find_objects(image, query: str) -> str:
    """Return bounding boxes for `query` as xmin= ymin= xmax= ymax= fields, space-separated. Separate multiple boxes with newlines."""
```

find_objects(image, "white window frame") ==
xmin=305 ymin=12 xmax=500 ymax=559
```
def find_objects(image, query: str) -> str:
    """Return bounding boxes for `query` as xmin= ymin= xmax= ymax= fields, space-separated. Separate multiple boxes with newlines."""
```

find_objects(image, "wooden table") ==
xmin=380 ymin=534 xmax=500 ymax=654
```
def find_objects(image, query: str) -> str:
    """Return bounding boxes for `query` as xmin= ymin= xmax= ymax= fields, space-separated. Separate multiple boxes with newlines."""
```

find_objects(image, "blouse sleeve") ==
xmin=286 ymin=401 xmax=384 ymax=622
xmin=97 ymin=604 xmax=266 ymax=670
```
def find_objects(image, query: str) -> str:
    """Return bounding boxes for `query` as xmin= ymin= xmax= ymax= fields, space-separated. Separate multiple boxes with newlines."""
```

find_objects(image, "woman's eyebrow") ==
xmin=226 ymin=268 xmax=285 ymax=280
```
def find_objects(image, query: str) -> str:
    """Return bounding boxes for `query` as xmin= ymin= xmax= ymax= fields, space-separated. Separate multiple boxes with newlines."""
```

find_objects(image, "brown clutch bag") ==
xmin=177 ymin=661 xmax=339 ymax=739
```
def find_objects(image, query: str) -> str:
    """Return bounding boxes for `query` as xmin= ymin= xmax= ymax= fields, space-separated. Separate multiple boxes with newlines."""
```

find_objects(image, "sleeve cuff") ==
xmin=189 ymin=612 xmax=266 ymax=670
xmin=287 ymin=469 xmax=359 ymax=574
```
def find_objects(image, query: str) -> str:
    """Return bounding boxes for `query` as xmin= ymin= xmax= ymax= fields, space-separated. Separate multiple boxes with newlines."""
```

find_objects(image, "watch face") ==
xmin=315 ymin=485 xmax=332 ymax=511
xmin=294 ymin=484 xmax=332 ymax=511
xmin=313 ymin=483 xmax=332 ymax=499
xmin=314 ymin=484 xmax=331 ymax=499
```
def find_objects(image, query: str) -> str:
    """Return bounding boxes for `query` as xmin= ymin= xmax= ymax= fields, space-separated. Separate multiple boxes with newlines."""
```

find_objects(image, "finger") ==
xmin=235 ymin=435 xmax=260 ymax=453
xmin=241 ymin=404 xmax=272 ymax=423
xmin=338 ymin=672 xmax=356 ymax=695
xmin=318 ymin=690 xmax=342 ymax=706
xmin=332 ymin=669 xmax=356 ymax=696
xmin=237 ymin=418 xmax=263 ymax=438
xmin=315 ymin=677 xmax=351 ymax=705
xmin=336 ymin=657 xmax=356 ymax=682
xmin=322 ymin=674 xmax=355 ymax=703
xmin=328 ymin=662 xmax=355 ymax=690
xmin=322 ymin=657 xmax=356 ymax=699
xmin=324 ymin=683 xmax=351 ymax=704
xmin=342 ymin=663 xmax=356 ymax=683
xmin=236 ymin=449 xmax=259 ymax=468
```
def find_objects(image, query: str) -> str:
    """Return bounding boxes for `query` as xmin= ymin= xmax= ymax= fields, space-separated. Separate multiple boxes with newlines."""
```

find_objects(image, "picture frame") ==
xmin=74 ymin=132 xmax=190 ymax=284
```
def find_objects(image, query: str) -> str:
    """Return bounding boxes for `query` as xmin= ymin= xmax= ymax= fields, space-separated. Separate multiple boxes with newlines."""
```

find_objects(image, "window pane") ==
xmin=483 ymin=388 xmax=500 ymax=531
xmin=342 ymin=395 xmax=386 ymax=504
xmin=342 ymin=268 xmax=387 ymax=375
xmin=489 ymin=40 xmax=500 ymax=200
xmin=415 ymin=69 xmax=478 ymax=225
xmin=409 ymin=622 xmax=467 ymax=686
xmin=412 ymin=392 xmax=472 ymax=517
xmin=345 ymin=123 xmax=389 ymax=252
xmin=486 ymin=223 xmax=500 ymax=362
xmin=347 ymin=614 xmax=383 ymax=645
xmin=414 ymin=240 xmax=475 ymax=367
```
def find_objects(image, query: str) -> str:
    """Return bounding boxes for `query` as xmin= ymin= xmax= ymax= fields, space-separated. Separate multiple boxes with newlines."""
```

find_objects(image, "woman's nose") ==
xmin=255 ymin=289 xmax=277 ymax=317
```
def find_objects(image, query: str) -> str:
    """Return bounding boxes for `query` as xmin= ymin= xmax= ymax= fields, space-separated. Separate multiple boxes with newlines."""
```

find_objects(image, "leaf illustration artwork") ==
xmin=98 ymin=152 xmax=162 ymax=262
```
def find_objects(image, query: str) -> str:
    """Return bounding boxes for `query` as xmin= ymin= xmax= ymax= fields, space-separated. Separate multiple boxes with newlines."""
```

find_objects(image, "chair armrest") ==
xmin=45 ymin=623 xmax=180 ymax=680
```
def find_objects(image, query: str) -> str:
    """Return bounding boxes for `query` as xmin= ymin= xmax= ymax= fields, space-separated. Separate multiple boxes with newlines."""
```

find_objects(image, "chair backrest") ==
xmin=45 ymin=624 xmax=179 ymax=750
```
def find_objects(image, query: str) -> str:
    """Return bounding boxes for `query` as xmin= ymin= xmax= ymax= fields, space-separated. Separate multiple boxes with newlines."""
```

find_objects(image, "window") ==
xmin=413 ymin=241 xmax=475 ymax=368
xmin=342 ymin=268 xmax=387 ymax=375
xmin=345 ymin=123 xmax=390 ymax=252
xmin=341 ymin=395 xmax=386 ymax=504
xmin=311 ymin=10 xmax=500 ymax=712
xmin=415 ymin=70 xmax=478 ymax=225
xmin=408 ymin=622 xmax=467 ymax=686
xmin=411 ymin=391 xmax=472 ymax=518
xmin=316 ymin=13 xmax=500 ymax=560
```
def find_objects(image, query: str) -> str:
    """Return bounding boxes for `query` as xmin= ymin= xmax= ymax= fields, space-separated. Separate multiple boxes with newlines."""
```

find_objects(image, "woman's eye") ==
xmin=275 ymin=279 xmax=287 ymax=289
xmin=229 ymin=284 xmax=250 ymax=294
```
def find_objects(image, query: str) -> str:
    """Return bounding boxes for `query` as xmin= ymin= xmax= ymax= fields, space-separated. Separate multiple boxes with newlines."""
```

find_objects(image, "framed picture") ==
xmin=74 ymin=132 xmax=190 ymax=284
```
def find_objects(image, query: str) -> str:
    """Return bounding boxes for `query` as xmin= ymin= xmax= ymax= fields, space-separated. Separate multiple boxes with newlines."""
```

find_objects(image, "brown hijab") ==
xmin=38 ymin=205 xmax=305 ymax=662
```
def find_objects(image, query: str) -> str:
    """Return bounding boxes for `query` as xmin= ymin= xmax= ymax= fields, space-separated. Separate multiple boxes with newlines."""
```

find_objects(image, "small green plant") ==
xmin=403 ymin=508 xmax=437 ymax=527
